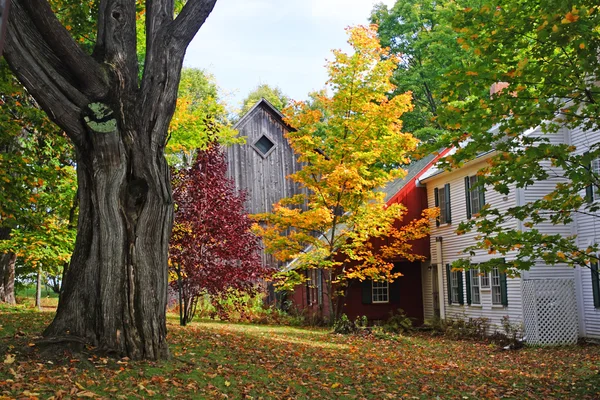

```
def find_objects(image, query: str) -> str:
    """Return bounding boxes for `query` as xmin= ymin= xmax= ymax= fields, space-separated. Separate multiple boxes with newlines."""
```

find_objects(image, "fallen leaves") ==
xmin=1 ymin=309 xmax=599 ymax=399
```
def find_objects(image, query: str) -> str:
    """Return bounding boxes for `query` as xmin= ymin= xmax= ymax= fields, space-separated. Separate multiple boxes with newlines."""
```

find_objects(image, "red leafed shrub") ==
xmin=170 ymin=144 xmax=272 ymax=325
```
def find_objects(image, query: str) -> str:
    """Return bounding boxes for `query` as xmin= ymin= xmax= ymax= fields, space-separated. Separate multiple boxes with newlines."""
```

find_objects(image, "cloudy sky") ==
xmin=184 ymin=0 xmax=396 ymax=111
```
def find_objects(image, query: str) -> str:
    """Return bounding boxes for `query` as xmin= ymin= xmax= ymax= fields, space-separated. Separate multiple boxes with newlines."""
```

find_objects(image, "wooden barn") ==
xmin=226 ymin=98 xmax=304 ymax=296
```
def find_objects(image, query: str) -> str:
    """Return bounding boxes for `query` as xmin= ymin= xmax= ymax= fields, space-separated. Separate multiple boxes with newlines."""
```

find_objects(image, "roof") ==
xmin=233 ymin=98 xmax=294 ymax=132
xmin=381 ymin=153 xmax=438 ymax=203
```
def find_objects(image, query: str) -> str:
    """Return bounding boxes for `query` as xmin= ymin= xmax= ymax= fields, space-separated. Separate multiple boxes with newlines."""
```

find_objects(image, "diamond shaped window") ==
xmin=253 ymin=135 xmax=276 ymax=157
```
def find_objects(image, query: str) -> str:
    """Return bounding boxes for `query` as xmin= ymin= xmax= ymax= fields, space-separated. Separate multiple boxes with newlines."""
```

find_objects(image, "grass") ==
xmin=0 ymin=306 xmax=599 ymax=399
xmin=14 ymin=285 xmax=59 ymax=310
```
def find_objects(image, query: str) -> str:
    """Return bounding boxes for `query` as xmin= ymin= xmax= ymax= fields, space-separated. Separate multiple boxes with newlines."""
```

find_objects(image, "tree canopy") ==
xmin=239 ymin=84 xmax=289 ymax=117
xmin=436 ymin=0 xmax=600 ymax=272
xmin=254 ymin=25 xmax=434 ymax=320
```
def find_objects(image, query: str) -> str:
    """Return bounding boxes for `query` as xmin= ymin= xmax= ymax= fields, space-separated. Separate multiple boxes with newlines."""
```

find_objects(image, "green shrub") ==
xmin=382 ymin=309 xmax=413 ymax=334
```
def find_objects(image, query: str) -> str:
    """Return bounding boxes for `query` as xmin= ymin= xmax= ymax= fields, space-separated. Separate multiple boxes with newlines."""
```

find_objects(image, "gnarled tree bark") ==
xmin=4 ymin=0 xmax=217 ymax=360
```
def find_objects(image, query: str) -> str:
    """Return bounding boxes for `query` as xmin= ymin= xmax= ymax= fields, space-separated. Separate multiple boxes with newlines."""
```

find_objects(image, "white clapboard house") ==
xmin=416 ymin=126 xmax=600 ymax=345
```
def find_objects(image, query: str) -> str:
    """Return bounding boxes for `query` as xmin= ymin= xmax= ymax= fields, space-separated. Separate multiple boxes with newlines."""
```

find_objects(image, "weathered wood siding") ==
xmin=226 ymin=101 xmax=305 ymax=271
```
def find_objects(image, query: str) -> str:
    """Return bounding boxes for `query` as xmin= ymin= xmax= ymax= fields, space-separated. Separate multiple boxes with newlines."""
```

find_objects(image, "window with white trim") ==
xmin=468 ymin=176 xmax=482 ymax=214
xmin=470 ymin=269 xmax=481 ymax=305
xmin=451 ymin=270 xmax=460 ymax=304
xmin=372 ymin=281 xmax=389 ymax=303
xmin=439 ymin=186 xmax=449 ymax=224
xmin=492 ymin=267 xmax=502 ymax=305
xmin=480 ymin=270 xmax=490 ymax=288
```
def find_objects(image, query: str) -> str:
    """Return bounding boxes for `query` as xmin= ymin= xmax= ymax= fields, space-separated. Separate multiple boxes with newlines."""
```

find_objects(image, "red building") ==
xmin=289 ymin=151 xmax=450 ymax=324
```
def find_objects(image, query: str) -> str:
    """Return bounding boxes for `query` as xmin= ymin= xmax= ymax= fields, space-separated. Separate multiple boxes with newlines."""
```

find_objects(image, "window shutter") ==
xmin=585 ymin=152 xmax=594 ymax=203
xmin=390 ymin=280 xmax=401 ymax=303
xmin=434 ymin=187 xmax=440 ymax=227
xmin=592 ymin=262 xmax=600 ymax=308
xmin=444 ymin=183 xmax=451 ymax=223
xmin=464 ymin=177 xmax=472 ymax=219
xmin=500 ymin=272 xmax=508 ymax=306
xmin=457 ymin=270 xmax=464 ymax=305
xmin=465 ymin=269 xmax=472 ymax=305
xmin=361 ymin=280 xmax=372 ymax=304
xmin=446 ymin=264 xmax=452 ymax=305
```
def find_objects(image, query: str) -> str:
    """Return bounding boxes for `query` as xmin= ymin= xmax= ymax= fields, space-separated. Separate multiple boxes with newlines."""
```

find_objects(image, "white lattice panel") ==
xmin=522 ymin=279 xmax=578 ymax=345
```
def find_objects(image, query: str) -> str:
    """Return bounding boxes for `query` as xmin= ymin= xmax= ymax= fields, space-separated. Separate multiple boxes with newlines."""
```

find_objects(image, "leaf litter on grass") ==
xmin=0 ymin=308 xmax=599 ymax=399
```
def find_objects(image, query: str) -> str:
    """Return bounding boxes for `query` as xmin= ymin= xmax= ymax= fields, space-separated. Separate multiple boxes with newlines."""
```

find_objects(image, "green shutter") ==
xmin=361 ymin=280 xmax=372 ymax=304
xmin=457 ymin=270 xmax=464 ymax=305
xmin=592 ymin=262 xmax=600 ymax=308
xmin=465 ymin=269 xmax=472 ymax=305
xmin=464 ymin=177 xmax=472 ymax=219
xmin=434 ymin=187 xmax=440 ymax=227
xmin=446 ymin=264 xmax=452 ymax=305
xmin=500 ymin=272 xmax=508 ymax=306
xmin=444 ymin=183 xmax=451 ymax=223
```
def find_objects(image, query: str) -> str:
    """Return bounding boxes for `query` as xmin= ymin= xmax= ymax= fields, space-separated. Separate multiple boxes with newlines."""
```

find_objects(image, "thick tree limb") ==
xmin=171 ymin=0 xmax=217 ymax=47
xmin=96 ymin=0 xmax=138 ymax=92
xmin=4 ymin=2 xmax=88 ymax=146
xmin=17 ymin=0 xmax=108 ymax=99
xmin=145 ymin=0 xmax=174 ymax=62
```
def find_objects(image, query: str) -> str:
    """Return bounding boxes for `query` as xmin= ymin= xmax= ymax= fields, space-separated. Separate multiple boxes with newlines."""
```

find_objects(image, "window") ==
xmin=372 ymin=281 xmax=389 ymax=303
xmin=451 ymin=270 xmax=460 ymax=304
xmin=480 ymin=270 xmax=490 ymax=289
xmin=252 ymin=135 xmax=276 ymax=157
xmin=492 ymin=267 xmax=502 ymax=305
xmin=468 ymin=268 xmax=481 ymax=305
xmin=306 ymin=269 xmax=320 ymax=306
xmin=446 ymin=264 xmax=463 ymax=305
xmin=465 ymin=175 xmax=486 ymax=219
xmin=434 ymin=183 xmax=451 ymax=226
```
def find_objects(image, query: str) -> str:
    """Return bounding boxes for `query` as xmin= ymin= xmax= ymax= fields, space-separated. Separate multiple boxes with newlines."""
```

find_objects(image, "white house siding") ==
xmin=421 ymin=261 xmax=435 ymax=321
xmin=424 ymin=159 xmax=524 ymax=331
xmin=569 ymin=126 xmax=600 ymax=338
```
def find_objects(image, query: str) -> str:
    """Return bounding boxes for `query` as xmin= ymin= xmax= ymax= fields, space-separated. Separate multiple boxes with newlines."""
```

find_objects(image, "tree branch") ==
xmin=170 ymin=0 xmax=217 ymax=48
xmin=95 ymin=0 xmax=138 ymax=92
xmin=4 ymin=1 xmax=88 ymax=147
xmin=17 ymin=0 xmax=108 ymax=99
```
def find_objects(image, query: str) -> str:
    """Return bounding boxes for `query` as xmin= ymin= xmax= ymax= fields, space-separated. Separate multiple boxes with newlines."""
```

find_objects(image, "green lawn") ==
xmin=0 ymin=307 xmax=599 ymax=399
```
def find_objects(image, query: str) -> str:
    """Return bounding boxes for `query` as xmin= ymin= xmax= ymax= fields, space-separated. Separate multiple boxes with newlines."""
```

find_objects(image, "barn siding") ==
xmin=226 ymin=101 xmax=305 ymax=274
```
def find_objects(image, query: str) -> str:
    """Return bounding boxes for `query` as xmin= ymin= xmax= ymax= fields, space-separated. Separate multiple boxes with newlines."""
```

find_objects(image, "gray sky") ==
xmin=184 ymin=0 xmax=395 ymax=112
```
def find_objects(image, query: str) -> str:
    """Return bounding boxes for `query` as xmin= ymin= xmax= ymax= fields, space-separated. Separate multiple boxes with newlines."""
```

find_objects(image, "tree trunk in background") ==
xmin=36 ymin=266 xmax=42 ymax=311
xmin=4 ymin=0 xmax=218 ymax=359
xmin=0 ymin=252 xmax=16 ymax=304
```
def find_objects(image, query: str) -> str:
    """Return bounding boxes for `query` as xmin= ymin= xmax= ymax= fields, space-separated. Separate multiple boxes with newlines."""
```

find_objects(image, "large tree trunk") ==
xmin=44 ymin=115 xmax=174 ymax=359
xmin=4 ymin=0 xmax=217 ymax=360
xmin=0 ymin=252 xmax=16 ymax=305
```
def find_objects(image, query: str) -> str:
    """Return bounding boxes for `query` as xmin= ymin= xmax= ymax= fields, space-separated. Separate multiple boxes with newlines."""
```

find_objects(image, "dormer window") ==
xmin=252 ymin=135 xmax=276 ymax=158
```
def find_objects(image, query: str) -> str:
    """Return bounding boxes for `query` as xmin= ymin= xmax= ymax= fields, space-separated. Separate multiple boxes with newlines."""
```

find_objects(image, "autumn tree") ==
xmin=239 ymin=84 xmax=289 ymax=117
xmin=170 ymin=144 xmax=269 ymax=326
xmin=4 ymin=0 xmax=218 ymax=359
xmin=370 ymin=0 xmax=474 ymax=141
xmin=437 ymin=1 xmax=600 ymax=272
xmin=254 ymin=25 xmax=434 ymax=322
xmin=0 ymin=62 xmax=77 ymax=304
xmin=167 ymin=67 xmax=238 ymax=167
